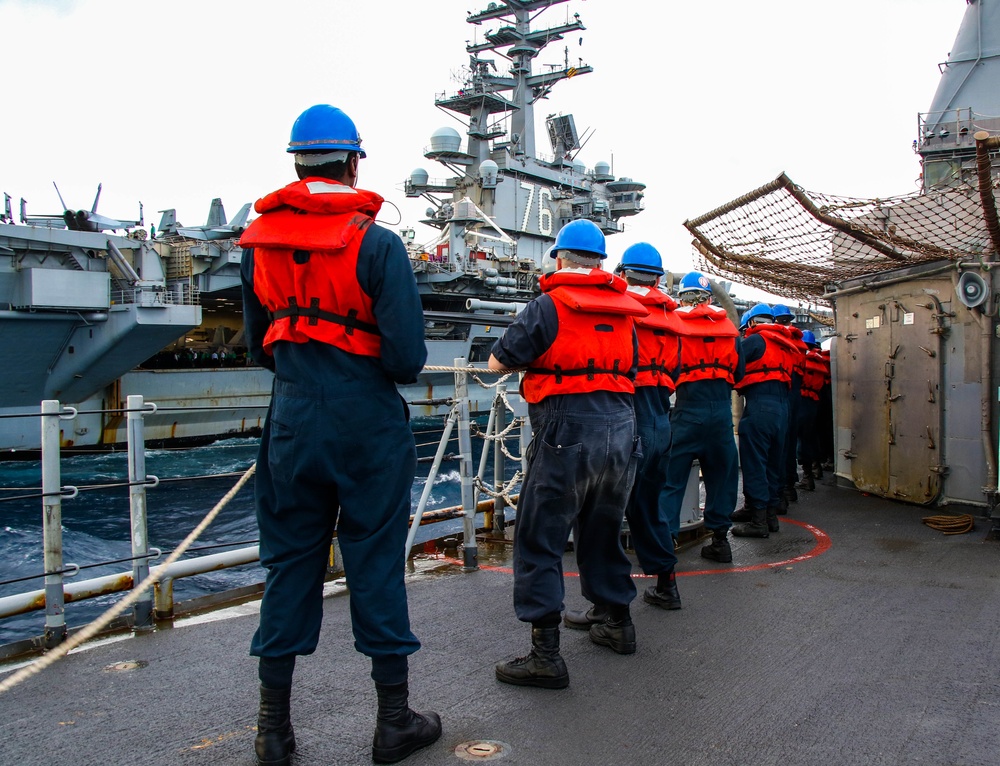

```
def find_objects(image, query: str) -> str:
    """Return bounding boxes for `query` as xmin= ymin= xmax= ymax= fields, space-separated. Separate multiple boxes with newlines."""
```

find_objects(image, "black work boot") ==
xmin=563 ymin=603 xmax=608 ymax=630
xmin=495 ymin=627 xmax=569 ymax=689
xmin=732 ymin=507 xmax=770 ymax=538
xmin=590 ymin=615 xmax=637 ymax=655
xmin=372 ymin=682 xmax=442 ymax=764
xmin=774 ymin=494 xmax=789 ymax=515
xmin=255 ymin=685 xmax=295 ymax=766
xmin=783 ymin=485 xmax=798 ymax=505
xmin=729 ymin=506 xmax=752 ymax=522
xmin=765 ymin=507 xmax=780 ymax=533
xmin=643 ymin=570 xmax=682 ymax=610
xmin=795 ymin=473 xmax=816 ymax=491
xmin=701 ymin=529 xmax=733 ymax=562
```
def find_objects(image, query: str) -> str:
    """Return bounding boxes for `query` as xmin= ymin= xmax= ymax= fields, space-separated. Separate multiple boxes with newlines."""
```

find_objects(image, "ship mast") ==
xmin=464 ymin=0 xmax=591 ymax=160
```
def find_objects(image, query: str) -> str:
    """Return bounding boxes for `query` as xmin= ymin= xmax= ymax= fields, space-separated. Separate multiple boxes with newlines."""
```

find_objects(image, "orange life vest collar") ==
xmin=629 ymin=287 xmax=682 ymax=389
xmin=238 ymin=179 xmax=383 ymax=357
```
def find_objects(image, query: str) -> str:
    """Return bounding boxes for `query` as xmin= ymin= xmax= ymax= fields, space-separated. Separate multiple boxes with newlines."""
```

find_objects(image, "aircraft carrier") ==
xmin=0 ymin=0 xmax=645 ymax=455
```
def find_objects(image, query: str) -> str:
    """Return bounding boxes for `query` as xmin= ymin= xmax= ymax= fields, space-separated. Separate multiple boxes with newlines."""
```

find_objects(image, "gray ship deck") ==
xmin=1 ymin=477 xmax=998 ymax=766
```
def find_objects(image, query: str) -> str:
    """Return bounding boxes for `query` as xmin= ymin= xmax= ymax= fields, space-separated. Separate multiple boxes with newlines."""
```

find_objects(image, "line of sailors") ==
xmin=488 ymin=219 xmax=832 ymax=689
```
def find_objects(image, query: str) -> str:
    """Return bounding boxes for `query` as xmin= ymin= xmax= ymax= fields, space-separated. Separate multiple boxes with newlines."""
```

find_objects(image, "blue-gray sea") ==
xmin=0 ymin=418 xmax=518 ymax=645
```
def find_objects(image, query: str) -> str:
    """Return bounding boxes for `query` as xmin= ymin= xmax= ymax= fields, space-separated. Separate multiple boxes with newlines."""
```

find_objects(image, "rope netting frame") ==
xmin=683 ymin=172 xmax=996 ymax=305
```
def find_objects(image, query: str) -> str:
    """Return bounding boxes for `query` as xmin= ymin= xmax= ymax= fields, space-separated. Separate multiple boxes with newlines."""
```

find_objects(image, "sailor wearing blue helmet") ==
xmin=770 ymin=304 xmax=806 ymax=507
xmin=489 ymin=219 xmax=646 ymax=686
xmin=660 ymin=271 xmax=744 ymax=564
xmin=240 ymin=104 xmax=440 ymax=766
xmin=731 ymin=304 xmax=798 ymax=538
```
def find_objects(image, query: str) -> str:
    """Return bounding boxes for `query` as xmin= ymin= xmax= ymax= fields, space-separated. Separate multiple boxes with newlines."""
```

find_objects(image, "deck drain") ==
xmin=454 ymin=740 xmax=509 ymax=761
xmin=103 ymin=660 xmax=148 ymax=672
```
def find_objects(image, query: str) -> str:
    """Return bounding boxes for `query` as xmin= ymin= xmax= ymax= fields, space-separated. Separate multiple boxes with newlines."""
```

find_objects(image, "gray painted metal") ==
xmin=924 ymin=0 xmax=1000 ymax=130
xmin=919 ymin=1 xmax=1000 ymax=189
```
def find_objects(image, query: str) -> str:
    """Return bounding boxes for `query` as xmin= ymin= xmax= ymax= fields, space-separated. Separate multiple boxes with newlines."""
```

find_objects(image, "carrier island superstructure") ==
xmin=400 ymin=0 xmax=645 ymax=392
xmin=0 ymin=0 xmax=644 ymax=455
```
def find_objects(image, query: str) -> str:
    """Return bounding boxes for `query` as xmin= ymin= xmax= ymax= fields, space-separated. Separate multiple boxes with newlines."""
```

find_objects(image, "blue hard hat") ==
xmin=746 ymin=303 xmax=774 ymax=323
xmin=802 ymin=330 xmax=818 ymax=346
xmin=739 ymin=310 xmax=751 ymax=330
xmin=772 ymin=304 xmax=793 ymax=319
xmin=550 ymin=219 xmax=607 ymax=259
xmin=620 ymin=242 xmax=664 ymax=275
xmin=288 ymin=104 xmax=366 ymax=157
xmin=678 ymin=271 xmax=712 ymax=294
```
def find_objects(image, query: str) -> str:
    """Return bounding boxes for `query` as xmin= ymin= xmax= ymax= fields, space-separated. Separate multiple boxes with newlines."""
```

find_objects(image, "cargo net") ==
xmin=684 ymin=172 xmax=994 ymax=304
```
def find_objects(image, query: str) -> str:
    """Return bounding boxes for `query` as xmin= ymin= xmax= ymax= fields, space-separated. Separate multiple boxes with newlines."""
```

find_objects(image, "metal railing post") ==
xmin=492 ymin=394 xmax=507 ymax=533
xmin=455 ymin=358 xmax=478 ymax=570
xmin=404 ymin=408 xmax=458 ymax=557
xmin=40 ymin=399 xmax=67 ymax=648
xmin=515 ymin=379 xmax=531 ymax=480
xmin=127 ymin=394 xmax=153 ymax=630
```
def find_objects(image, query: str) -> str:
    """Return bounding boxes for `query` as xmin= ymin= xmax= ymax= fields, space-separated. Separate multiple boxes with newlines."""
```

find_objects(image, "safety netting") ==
xmin=683 ymin=172 xmax=994 ymax=305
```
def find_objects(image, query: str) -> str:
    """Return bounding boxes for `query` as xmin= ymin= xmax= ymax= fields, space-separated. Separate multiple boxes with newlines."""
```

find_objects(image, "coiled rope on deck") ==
xmin=921 ymin=513 xmax=975 ymax=535
xmin=0 ymin=463 xmax=257 ymax=695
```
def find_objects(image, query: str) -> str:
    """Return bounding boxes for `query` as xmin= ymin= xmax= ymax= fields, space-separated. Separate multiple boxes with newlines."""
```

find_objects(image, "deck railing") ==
xmin=0 ymin=363 xmax=527 ymax=655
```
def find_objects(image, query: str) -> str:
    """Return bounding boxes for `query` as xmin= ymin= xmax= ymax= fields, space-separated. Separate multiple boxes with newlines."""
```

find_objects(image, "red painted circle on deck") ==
xmin=456 ymin=518 xmax=832 ymax=577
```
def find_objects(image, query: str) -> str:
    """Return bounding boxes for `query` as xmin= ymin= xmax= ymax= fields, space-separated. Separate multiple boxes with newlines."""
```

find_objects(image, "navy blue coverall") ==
xmin=489 ymin=294 xmax=639 ymax=624
xmin=661 ymin=366 xmax=744 ymax=539
xmin=628 ymin=381 xmax=677 ymax=575
xmin=241 ymin=223 xmax=427 ymax=675
xmin=782 ymin=363 xmax=803 ymax=492
xmin=738 ymin=333 xmax=789 ymax=512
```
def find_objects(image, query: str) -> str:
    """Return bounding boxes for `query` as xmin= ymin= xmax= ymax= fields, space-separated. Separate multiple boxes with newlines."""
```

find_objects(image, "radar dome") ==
xmin=410 ymin=168 xmax=429 ymax=186
xmin=594 ymin=161 xmax=614 ymax=181
xmin=429 ymin=126 xmax=462 ymax=153
xmin=480 ymin=159 xmax=499 ymax=188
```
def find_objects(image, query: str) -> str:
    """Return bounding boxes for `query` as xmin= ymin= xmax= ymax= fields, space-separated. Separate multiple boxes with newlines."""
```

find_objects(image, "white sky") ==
xmin=0 ymin=0 xmax=970 ymax=302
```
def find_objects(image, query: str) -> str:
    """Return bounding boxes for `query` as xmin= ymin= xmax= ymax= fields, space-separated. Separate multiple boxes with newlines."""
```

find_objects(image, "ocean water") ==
xmin=0 ymin=416 xmax=520 ymax=645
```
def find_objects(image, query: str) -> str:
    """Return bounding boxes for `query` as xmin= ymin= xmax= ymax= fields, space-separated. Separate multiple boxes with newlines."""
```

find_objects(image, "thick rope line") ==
xmin=421 ymin=365 xmax=522 ymax=374
xmin=921 ymin=513 xmax=975 ymax=535
xmin=0 ymin=463 xmax=257 ymax=695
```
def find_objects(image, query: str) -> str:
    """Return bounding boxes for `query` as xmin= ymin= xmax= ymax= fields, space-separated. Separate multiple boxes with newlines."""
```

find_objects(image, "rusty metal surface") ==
xmin=835 ymin=280 xmax=946 ymax=504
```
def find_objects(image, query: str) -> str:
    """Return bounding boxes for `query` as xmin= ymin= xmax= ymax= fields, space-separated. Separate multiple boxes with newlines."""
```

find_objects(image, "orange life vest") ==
xmin=788 ymin=326 xmax=808 ymax=379
xmin=521 ymin=269 xmax=647 ymax=404
xmin=673 ymin=303 xmax=740 ymax=386
xmin=238 ymin=179 xmax=384 ymax=357
xmin=629 ymin=287 xmax=683 ymax=391
xmin=801 ymin=349 xmax=830 ymax=400
xmin=737 ymin=324 xmax=800 ymax=390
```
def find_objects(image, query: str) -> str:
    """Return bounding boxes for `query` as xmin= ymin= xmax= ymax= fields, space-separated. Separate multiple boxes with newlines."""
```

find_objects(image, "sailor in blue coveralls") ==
xmin=240 ymin=104 xmax=440 ymax=766
xmin=488 ymin=219 xmax=645 ymax=689
xmin=564 ymin=242 xmax=685 ymax=629
xmin=731 ymin=304 xmax=797 ymax=538
xmin=659 ymin=272 xmax=744 ymax=564
xmin=772 ymin=303 xmax=806 ymax=510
